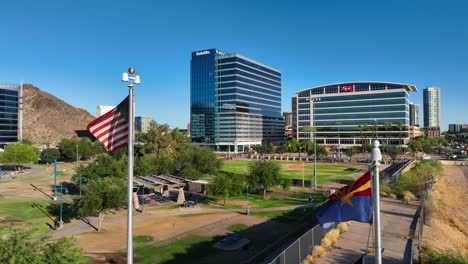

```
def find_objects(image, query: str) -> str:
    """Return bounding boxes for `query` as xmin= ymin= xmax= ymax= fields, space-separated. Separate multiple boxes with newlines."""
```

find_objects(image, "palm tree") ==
xmin=363 ymin=124 xmax=369 ymax=152
xmin=301 ymin=126 xmax=315 ymax=156
xmin=383 ymin=122 xmax=392 ymax=147
xmin=397 ymin=122 xmax=405 ymax=159
xmin=358 ymin=124 xmax=365 ymax=153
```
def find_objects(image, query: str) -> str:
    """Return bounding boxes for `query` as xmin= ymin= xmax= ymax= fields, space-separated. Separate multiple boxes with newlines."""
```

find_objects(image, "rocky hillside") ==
xmin=23 ymin=84 xmax=95 ymax=145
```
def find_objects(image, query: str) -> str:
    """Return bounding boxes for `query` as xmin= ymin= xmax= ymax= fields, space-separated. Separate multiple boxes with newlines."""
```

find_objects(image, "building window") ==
xmin=325 ymin=86 xmax=338 ymax=94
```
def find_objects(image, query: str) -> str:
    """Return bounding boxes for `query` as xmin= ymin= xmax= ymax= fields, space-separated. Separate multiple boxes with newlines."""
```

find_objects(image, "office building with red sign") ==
xmin=294 ymin=82 xmax=417 ymax=148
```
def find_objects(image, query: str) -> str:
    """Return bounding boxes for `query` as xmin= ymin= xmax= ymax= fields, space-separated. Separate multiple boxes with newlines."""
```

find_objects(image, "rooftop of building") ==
xmin=0 ymin=82 xmax=20 ymax=91
xmin=192 ymin=48 xmax=281 ymax=73
xmin=296 ymin=81 xmax=417 ymax=94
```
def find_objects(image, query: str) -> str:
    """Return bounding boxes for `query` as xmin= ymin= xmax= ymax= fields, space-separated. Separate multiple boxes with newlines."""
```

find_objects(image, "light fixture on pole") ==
xmin=76 ymin=144 xmax=79 ymax=167
xmin=122 ymin=67 xmax=141 ymax=264
xmin=310 ymin=97 xmax=321 ymax=192
xmin=57 ymin=181 xmax=68 ymax=229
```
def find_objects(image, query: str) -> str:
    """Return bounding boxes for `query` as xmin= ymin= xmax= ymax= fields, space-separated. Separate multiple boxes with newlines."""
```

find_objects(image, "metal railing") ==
xmin=267 ymin=223 xmax=336 ymax=264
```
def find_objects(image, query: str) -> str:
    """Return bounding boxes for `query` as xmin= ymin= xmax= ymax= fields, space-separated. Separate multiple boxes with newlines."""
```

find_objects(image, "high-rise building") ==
xmin=423 ymin=86 xmax=441 ymax=127
xmin=283 ymin=112 xmax=292 ymax=128
xmin=295 ymin=82 xmax=417 ymax=147
xmin=292 ymin=97 xmax=297 ymax=138
xmin=97 ymin=105 xmax=115 ymax=117
xmin=135 ymin=116 xmax=155 ymax=133
xmin=448 ymin=124 xmax=468 ymax=134
xmin=409 ymin=103 xmax=420 ymax=127
xmin=0 ymin=82 xmax=22 ymax=145
xmin=190 ymin=48 xmax=283 ymax=152
xmin=423 ymin=86 xmax=441 ymax=137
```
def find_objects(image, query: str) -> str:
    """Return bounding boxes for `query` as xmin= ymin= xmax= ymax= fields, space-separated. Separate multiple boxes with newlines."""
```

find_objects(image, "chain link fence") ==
xmin=267 ymin=223 xmax=336 ymax=264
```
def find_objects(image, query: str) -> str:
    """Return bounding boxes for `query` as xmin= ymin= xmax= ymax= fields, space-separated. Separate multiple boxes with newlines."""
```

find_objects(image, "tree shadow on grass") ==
xmin=46 ymin=202 xmax=75 ymax=224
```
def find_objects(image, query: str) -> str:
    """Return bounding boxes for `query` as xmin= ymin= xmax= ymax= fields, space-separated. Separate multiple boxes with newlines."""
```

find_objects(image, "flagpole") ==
xmin=371 ymin=140 xmax=382 ymax=264
xmin=122 ymin=67 xmax=140 ymax=264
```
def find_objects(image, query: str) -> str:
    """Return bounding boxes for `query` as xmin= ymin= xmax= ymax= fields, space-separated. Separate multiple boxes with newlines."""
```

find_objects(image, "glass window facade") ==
xmin=295 ymin=82 xmax=414 ymax=147
xmin=0 ymin=83 xmax=20 ymax=144
xmin=191 ymin=49 xmax=283 ymax=148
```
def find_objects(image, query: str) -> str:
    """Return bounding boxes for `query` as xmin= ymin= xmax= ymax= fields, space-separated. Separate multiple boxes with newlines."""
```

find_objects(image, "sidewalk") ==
xmin=320 ymin=198 xmax=419 ymax=264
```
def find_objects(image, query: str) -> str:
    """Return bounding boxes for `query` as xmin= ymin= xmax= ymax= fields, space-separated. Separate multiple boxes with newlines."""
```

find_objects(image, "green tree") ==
xmin=175 ymin=145 xmax=221 ymax=179
xmin=40 ymin=148 xmax=61 ymax=164
xmin=59 ymin=137 xmax=96 ymax=160
xmin=134 ymin=154 xmax=176 ymax=176
xmin=252 ymin=145 xmax=266 ymax=154
xmin=76 ymin=155 xmax=127 ymax=180
xmin=344 ymin=148 xmax=356 ymax=163
xmin=0 ymin=229 xmax=84 ymax=264
xmin=388 ymin=147 xmax=401 ymax=163
xmin=21 ymin=138 xmax=32 ymax=145
xmin=76 ymin=177 xmax=127 ymax=231
xmin=209 ymin=173 xmax=246 ymax=205
xmin=247 ymin=160 xmax=288 ymax=198
xmin=0 ymin=144 xmax=38 ymax=171
xmin=139 ymin=121 xmax=175 ymax=155
xmin=41 ymin=237 xmax=84 ymax=264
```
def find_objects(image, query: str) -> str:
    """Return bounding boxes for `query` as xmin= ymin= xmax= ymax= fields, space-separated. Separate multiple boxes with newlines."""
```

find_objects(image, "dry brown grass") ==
xmin=337 ymin=221 xmax=351 ymax=233
xmin=326 ymin=229 xmax=340 ymax=246
xmin=403 ymin=191 xmax=417 ymax=203
xmin=423 ymin=165 xmax=468 ymax=254
xmin=389 ymin=193 xmax=397 ymax=199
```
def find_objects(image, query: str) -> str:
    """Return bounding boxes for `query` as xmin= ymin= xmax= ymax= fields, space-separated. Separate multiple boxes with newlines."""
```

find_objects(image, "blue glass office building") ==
xmin=190 ymin=49 xmax=283 ymax=152
xmin=295 ymin=82 xmax=417 ymax=147
xmin=0 ymin=82 xmax=22 ymax=145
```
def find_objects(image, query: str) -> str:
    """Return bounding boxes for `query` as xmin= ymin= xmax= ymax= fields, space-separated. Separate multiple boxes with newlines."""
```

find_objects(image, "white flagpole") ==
xmin=122 ymin=67 xmax=140 ymax=264
xmin=371 ymin=140 xmax=382 ymax=264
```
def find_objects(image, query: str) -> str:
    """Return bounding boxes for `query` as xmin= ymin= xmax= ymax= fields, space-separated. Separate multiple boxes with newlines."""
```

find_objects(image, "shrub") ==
xmin=403 ymin=191 xmax=417 ymax=203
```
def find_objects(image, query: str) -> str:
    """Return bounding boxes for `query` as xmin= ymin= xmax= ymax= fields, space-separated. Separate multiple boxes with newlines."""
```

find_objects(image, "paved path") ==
xmin=320 ymin=198 xmax=419 ymax=264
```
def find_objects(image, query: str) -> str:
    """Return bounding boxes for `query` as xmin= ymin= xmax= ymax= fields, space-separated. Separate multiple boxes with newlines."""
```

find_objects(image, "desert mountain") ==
xmin=23 ymin=84 xmax=95 ymax=145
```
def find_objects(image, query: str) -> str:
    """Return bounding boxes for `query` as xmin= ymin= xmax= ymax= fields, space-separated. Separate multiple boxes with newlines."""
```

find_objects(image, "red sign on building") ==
xmin=340 ymin=85 xmax=353 ymax=93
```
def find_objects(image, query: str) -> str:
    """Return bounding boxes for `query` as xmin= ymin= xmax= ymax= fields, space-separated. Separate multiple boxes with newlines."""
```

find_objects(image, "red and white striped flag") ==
xmin=87 ymin=96 xmax=129 ymax=153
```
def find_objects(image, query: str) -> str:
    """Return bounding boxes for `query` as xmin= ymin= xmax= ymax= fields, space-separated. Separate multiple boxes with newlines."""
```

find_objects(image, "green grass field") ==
xmin=221 ymin=160 xmax=360 ymax=184
xmin=134 ymin=235 xmax=219 ymax=264
xmin=0 ymin=197 xmax=59 ymax=236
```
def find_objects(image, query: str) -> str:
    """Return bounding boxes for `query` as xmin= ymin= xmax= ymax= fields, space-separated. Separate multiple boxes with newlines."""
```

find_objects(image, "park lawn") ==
xmin=201 ymin=193 xmax=309 ymax=209
xmin=221 ymin=160 xmax=360 ymax=184
xmin=134 ymin=234 xmax=220 ymax=264
xmin=0 ymin=197 xmax=58 ymax=236
xmin=251 ymin=208 xmax=317 ymax=224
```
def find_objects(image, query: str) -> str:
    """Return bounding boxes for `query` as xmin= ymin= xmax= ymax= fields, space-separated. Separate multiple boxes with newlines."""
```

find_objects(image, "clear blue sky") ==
xmin=1 ymin=0 xmax=467 ymax=131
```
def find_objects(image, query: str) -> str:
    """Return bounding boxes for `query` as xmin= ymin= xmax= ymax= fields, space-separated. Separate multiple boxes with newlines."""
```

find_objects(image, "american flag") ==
xmin=87 ymin=96 xmax=129 ymax=153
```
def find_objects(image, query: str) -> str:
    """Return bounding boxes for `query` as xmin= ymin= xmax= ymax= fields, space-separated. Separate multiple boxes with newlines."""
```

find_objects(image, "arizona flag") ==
xmin=316 ymin=171 xmax=372 ymax=228
xmin=87 ymin=96 xmax=129 ymax=153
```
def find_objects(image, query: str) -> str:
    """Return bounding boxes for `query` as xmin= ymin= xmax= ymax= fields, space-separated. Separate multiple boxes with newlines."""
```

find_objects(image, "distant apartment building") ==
xmin=0 ymin=82 xmax=22 ymax=145
xmin=448 ymin=124 xmax=468 ymax=134
xmin=294 ymin=82 xmax=417 ymax=147
xmin=135 ymin=116 xmax=155 ymax=133
xmin=423 ymin=86 xmax=441 ymax=137
xmin=97 ymin=105 xmax=115 ymax=117
xmin=190 ymin=48 xmax=283 ymax=152
xmin=283 ymin=112 xmax=293 ymax=140
xmin=292 ymin=97 xmax=297 ymax=138
xmin=409 ymin=103 xmax=420 ymax=127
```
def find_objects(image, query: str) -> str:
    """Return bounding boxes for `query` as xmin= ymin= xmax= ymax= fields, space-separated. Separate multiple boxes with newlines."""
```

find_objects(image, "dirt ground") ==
xmin=76 ymin=212 xmax=265 ymax=254
xmin=423 ymin=165 xmax=468 ymax=254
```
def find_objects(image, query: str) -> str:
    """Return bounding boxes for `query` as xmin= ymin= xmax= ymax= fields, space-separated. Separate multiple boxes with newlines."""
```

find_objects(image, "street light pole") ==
xmin=76 ymin=144 xmax=79 ymax=167
xmin=59 ymin=182 xmax=64 ymax=228
xmin=54 ymin=160 xmax=57 ymax=200
xmin=246 ymin=184 xmax=250 ymax=215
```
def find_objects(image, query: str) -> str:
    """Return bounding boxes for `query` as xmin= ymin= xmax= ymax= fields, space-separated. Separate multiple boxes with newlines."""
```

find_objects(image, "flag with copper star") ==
xmin=316 ymin=171 xmax=372 ymax=228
